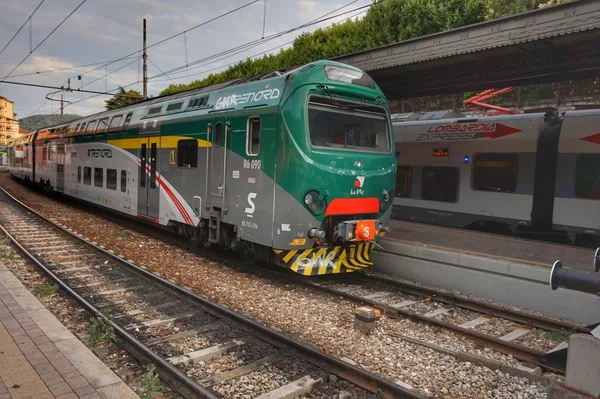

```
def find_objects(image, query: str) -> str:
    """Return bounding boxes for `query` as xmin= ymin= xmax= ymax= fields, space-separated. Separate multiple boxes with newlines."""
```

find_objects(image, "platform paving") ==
xmin=386 ymin=219 xmax=596 ymax=271
xmin=0 ymin=264 xmax=139 ymax=399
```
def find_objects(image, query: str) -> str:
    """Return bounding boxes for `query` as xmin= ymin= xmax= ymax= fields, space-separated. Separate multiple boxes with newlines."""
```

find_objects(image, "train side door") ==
xmin=209 ymin=116 xmax=228 ymax=211
xmin=56 ymin=143 xmax=65 ymax=192
xmin=137 ymin=135 xmax=160 ymax=219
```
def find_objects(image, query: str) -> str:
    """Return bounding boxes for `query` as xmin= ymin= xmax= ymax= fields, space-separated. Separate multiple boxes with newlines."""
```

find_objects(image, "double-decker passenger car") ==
xmin=391 ymin=109 xmax=600 ymax=244
xmin=8 ymin=60 xmax=396 ymax=275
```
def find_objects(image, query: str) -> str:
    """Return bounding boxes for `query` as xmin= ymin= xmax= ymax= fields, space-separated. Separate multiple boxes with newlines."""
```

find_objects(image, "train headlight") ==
xmin=382 ymin=189 xmax=390 ymax=203
xmin=304 ymin=193 xmax=313 ymax=205
xmin=380 ymin=189 xmax=393 ymax=212
xmin=304 ymin=190 xmax=326 ymax=215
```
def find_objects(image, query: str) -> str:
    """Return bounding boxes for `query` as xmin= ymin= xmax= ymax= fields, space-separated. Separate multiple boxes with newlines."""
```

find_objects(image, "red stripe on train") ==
xmin=325 ymin=198 xmax=380 ymax=216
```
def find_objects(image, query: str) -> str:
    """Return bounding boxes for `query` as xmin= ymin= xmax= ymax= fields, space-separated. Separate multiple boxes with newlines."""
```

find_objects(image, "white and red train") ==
xmin=392 ymin=108 xmax=600 ymax=244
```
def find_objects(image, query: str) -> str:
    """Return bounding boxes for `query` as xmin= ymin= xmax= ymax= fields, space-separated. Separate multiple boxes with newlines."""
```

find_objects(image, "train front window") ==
xmin=308 ymin=95 xmax=390 ymax=153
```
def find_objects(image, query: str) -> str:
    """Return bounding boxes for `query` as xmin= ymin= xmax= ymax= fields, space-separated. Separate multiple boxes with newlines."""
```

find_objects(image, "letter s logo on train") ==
xmin=245 ymin=193 xmax=257 ymax=215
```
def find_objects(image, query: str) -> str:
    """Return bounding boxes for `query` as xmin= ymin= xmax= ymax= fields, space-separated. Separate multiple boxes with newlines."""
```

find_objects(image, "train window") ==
xmin=122 ymin=113 xmax=133 ymax=132
xmin=120 ymin=170 xmax=127 ymax=192
xmin=147 ymin=106 xmax=162 ymax=116
xmin=472 ymin=153 xmax=518 ymax=193
xmin=77 ymin=166 xmax=81 ymax=183
xmin=87 ymin=120 xmax=97 ymax=133
xmin=166 ymin=102 xmax=183 ymax=112
xmin=94 ymin=168 xmax=103 ymax=187
xmin=83 ymin=167 xmax=91 ymax=185
xmin=177 ymin=139 xmax=197 ymax=168
xmin=575 ymin=154 xmax=600 ymax=199
xmin=421 ymin=167 xmax=459 ymax=202
xmin=109 ymin=115 xmax=122 ymax=130
xmin=396 ymin=166 xmax=412 ymax=198
xmin=106 ymin=169 xmax=117 ymax=190
xmin=215 ymin=123 xmax=223 ymax=147
xmin=246 ymin=117 xmax=261 ymax=156
xmin=96 ymin=118 xmax=109 ymax=133
xmin=307 ymin=95 xmax=390 ymax=153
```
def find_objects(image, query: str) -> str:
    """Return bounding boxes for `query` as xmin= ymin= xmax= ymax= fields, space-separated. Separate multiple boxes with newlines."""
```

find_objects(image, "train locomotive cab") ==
xmin=271 ymin=62 xmax=396 ymax=275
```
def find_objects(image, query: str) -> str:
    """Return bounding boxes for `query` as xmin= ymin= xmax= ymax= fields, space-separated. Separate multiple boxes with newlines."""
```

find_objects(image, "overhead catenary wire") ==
xmin=0 ymin=0 xmax=89 ymax=82
xmin=0 ymin=0 xmax=46 ymax=58
xmin=19 ymin=0 xmax=372 ymax=121
xmin=14 ymin=2 xmax=260 ymax=120
xmin=20 ymin=55 xmax=141 ymax=122
xmin=147 ymin=57 xmax=177 ymax=85
xmin=29 ymin=0 xmax=363 ymax=115
xmin=62 ymin=0 xmax=368 ymax=114
xmin=60 ymin=0 xmax=261 ymax=86
xmin=16 ymin=80 xmax=144 ymax=132
xmin=0 ymin=79 xmax=142 ymax=97
xmin=150 ymin=5 xmax=370 ymax=83
xmin=151 ymin=39 xmax=296 ymax=82
xmin=147 ymin=0 xmax=366 ymax=81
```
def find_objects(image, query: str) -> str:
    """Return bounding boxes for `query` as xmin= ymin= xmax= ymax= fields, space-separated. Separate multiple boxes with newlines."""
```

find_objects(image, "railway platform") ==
xmin=0 ymin=264 xmax=138 ymax=399
xmin=384 ymin=220 xmax=596 ymax=271
xmin=374 ymin=220 xmax=600 ymax=324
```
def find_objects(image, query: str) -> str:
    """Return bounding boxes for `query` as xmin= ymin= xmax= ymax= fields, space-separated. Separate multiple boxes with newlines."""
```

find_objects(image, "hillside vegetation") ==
xmin=159 ymin=0 xmax=570 ymax=96
xmin=19 ymin=114 xmax=81 ymax=132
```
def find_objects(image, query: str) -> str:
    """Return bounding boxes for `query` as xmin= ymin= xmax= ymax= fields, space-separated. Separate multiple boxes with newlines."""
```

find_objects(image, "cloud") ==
xmin=2 ymin=0 xmax=368 ymax=119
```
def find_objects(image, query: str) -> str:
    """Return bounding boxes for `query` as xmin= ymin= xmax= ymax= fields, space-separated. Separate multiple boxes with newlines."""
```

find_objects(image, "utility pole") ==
xmin=143 ymin=18 xmax=148 ymax=99
xmin=60 ymin=94 xmax=64 ymax=123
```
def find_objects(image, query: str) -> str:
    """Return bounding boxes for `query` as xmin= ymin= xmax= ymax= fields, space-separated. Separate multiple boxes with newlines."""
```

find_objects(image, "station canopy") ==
xmin=333 ymin=0 xmax=600 ymax=100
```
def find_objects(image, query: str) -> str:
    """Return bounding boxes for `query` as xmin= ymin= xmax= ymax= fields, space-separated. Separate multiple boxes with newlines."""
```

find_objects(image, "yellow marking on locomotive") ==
xmin=282 ymin=250 xmax=298 ymax=263
xmin=291 ymin=249 xmax=313 ymax=273
xmin=273 ymin=243 xmax=375 ymax=275
xmin=107 ymin=136 xmax=211 ymax=149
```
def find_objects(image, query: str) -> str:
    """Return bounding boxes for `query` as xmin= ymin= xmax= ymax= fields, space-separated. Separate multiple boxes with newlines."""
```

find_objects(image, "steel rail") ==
xmin=296 ymin=278 xmax=546 ymax=363
xmin=0 ymin=186 xmax=424 ymax=399
xmin=0 ymin=222 xmax=219 ymax=399
xmin=360 ymin=273 xmax=589 ymax=334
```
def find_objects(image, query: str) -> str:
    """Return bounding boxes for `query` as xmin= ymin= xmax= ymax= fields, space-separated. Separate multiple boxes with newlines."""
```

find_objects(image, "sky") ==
xmin=0 ymin=0 xmax=369 ymax=121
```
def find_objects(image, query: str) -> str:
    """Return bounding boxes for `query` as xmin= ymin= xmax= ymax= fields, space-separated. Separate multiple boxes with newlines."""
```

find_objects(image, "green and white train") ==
xmin=8 ymin=60 xmax=396 ymax=275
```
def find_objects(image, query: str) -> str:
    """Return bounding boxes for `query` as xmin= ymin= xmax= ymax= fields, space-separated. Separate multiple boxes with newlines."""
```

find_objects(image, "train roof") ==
xmin=393 ymin=110 xmax=548 ymax=127
xmin=31 ymin=60 xmax=380 ymax=139
xmin=563 ymin=108 xmax=600 ymax=118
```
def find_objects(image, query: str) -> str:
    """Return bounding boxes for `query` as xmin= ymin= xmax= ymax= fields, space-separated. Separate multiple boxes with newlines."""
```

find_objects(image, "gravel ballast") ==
xmin=0 ymin=174 xmax=553 ymax=398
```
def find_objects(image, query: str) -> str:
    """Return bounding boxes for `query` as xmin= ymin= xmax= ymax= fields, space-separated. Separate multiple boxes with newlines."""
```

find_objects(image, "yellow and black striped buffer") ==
xmin=273 ymin=242 xmax=375 ymax=276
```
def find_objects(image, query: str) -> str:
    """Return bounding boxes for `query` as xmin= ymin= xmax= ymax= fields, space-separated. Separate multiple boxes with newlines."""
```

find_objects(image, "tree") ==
xmin=104 ymin=87 xmax=143 ymax=110
xmin=157 ymin=0 xmax=573 ymax=97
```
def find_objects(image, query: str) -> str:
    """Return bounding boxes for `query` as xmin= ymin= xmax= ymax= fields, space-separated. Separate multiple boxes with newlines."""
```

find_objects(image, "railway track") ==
xmin=292 ymin=272 xmax=589 ymax=375
xmin=0 ymin=187 xmax=423 ymax=399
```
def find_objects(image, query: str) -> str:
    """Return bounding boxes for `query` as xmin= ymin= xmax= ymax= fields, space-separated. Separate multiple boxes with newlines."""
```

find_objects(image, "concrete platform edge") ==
xmin=375 ymin=241 xmax=600 ymax=324
xmin=0 ymin=264 xmax=140 ymax=399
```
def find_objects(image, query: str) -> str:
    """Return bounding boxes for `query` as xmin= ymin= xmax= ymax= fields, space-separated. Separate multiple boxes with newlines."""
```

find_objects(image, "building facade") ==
xmin=0 ymin=96 xmax=20 ymax=145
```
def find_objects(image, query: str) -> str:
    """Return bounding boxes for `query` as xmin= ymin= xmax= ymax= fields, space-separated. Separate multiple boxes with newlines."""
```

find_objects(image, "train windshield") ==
xmin=308 ymin=95 xmax=391 ymax=153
